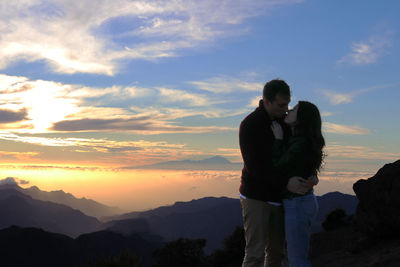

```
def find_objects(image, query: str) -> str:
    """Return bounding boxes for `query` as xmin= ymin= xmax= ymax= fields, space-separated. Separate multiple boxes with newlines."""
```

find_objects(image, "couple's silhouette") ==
xmin=239 ymin=79 xmax=325 ymax=267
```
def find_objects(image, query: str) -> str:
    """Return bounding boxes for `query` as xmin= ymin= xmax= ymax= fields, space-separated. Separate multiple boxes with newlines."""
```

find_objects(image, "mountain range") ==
xmin=0 ymin=179 xmax=358 ymax=253
xmin=0 ymin=186 xmax=102 ymax=237
xmin=104 ymin=192 xmax=358 ymax=252
xmin=0 ymin=181 xmax=360 ymax=266
xmin=1 ymin=160 xmax=398 ymax=266
xmin=0 ymin=180 xmax=121 ymax=218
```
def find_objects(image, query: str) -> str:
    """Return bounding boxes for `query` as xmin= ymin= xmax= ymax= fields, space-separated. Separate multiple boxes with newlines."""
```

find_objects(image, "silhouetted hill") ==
xmin=125 ymin=156 xmax=242 ymax=170
xmin=0 ymin=181 xmax=121 ymax=218
xmin=105 ymin=197 xmax=242 ymax=253
xmin=24 ymin=185 xmax=122 ymax=218
xmin=105 ymin=218 xmax=165 ymax=245
xmin=0 ymin=188 xmax=101 ymax=237
xmin=0 ymin=225 xmax=158 ymax=267
xmin=106 ymin=193 xmax=358 ymax=253
xmin=106 ymin=196 xmax=236 ymax=221
xmin=0 ymin=225 xmax=77 ymax=267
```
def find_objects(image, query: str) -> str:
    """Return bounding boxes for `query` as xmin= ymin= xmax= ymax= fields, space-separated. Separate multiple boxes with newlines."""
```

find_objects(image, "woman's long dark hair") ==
xmin=294 ymin=101 xmax=325 ymax=172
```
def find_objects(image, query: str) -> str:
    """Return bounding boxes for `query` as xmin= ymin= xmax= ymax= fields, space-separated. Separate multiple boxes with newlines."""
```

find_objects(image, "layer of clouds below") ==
xmin=0 ymin=0 xmax=302 ymax=75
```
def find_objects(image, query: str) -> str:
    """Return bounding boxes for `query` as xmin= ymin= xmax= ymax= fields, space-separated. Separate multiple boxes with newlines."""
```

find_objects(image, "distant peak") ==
xmin=200 ymin=156 xmax=231 ymax=164
xmin=28 ymin=185 xmax=40 ymax=191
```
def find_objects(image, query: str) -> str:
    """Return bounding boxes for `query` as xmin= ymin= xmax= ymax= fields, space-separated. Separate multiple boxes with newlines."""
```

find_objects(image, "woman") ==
xmin=270 ymin=101 xmax=325 ymax=267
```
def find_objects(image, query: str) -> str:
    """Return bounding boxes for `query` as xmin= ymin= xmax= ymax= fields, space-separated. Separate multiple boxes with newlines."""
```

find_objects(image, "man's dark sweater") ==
xmin=239 ymin=100 xmax=290 ymax=203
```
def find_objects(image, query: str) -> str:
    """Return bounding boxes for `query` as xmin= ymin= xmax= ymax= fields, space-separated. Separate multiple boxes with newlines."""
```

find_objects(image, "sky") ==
xmin=0 ymin=0 xmax=399 ymax=211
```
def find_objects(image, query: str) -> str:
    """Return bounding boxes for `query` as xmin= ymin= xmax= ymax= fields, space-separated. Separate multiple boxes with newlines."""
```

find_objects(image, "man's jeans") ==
xmin=283 ymin=193 xmax=318 ymax=267
xmin=240 ymin=198 xmax=285 ymax=267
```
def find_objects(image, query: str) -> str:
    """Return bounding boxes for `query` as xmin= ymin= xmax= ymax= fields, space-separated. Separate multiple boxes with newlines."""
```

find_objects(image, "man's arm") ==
xmin=239 ymin=118 xmax=268 ymax=172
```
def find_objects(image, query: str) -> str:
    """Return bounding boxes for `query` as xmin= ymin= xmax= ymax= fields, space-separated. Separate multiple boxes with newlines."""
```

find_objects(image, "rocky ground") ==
xmin=310 ymin=227 xmax=400 ymax=267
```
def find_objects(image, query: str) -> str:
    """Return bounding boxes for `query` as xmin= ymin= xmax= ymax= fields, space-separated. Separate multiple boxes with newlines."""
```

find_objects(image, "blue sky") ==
xmin=0 ymin=0 xmax=399 ymax=206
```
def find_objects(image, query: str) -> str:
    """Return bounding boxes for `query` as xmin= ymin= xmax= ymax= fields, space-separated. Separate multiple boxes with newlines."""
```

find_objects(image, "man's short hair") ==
xmin=262 ymin=79 xmax=291 ymax=102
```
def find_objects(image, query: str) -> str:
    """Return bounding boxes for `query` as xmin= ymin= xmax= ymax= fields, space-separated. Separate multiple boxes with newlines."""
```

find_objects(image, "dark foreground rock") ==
xmin=310 ymin=226 xmax=400 ymax=267
xmin=353 ymin=160 xmax=400 ymax=238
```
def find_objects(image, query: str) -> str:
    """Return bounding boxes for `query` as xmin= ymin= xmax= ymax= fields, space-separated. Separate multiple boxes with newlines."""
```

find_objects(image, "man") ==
xmin=239 ymin=79 xmax=313 ymax=267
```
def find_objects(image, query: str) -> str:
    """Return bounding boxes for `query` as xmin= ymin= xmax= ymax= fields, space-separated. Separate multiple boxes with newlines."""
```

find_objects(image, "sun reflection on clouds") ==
xmin=0 ymin=73 xmax=238 ymax=135
xmin=20 ymin=81 xmax=78 ymax=132
xmin=0 ymin=75 xmax=78 ymax=133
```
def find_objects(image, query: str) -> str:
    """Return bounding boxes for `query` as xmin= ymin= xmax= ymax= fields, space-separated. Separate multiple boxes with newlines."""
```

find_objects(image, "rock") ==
xmin=353 ymin=160 xmax=400 ymax=238
xmin=322 ymin=208 xmax=352 ymax=232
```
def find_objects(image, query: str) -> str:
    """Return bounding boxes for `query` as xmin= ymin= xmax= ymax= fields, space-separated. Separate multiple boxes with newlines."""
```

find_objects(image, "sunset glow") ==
xmin=0 ymin=1 xmax=399 ymax=211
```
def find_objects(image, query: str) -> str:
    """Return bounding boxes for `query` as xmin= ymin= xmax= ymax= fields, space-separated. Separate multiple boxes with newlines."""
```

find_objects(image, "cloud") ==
xmin=0 ymin=133 xmax=192 ymax=166
xmin=325 ymin=143 xmax=400 ymax=160
xmin=0 ymin=150 xmax=40 ymax=161
xmin=0 ymin=0 xmax=303 ymax=75
xmin=320 ymin=112 xmax=333 ymax=117
xmin=0 ymin=133 xmax=185 ymax=150
xmin=314 ymin=170 xmax=374 ymax=196
xmin=188 ymin=76 xmax=263 ymax=94
xmin=248 ymin=96 xmax=262 ymax=108
xmin=216 ymin=148 xmax=242 ymax=163
xmin=51 ymin=117 xmax=235 ymax=134
xmin=0 ymin=108 xmax=28 ymax=123
xmin=0 ymin=133 xmax=242 ymax=167
xmin=320 ymin=91 xmax=352 ymax=105
xmin=0 ymin=73 xmax=243 ymax=134
xmin=323 ymin=122 xmax=370 ymax=135
xmin=0 ymin=164 xmax=111 ymax=172
xmin=338 ymin=31 xmax=392 ymax=65
xmin=319 ymin=84 xmax=395 ymax=105
xmin=184 ymin=170 xmax=240 ymax=181
xmin=0 ymin=76 xmax=79 ymax=132
xmin=0 ymin=133 xmax=77 ymax=147
xmin=157 ymin=87 xmax=209 ymax=106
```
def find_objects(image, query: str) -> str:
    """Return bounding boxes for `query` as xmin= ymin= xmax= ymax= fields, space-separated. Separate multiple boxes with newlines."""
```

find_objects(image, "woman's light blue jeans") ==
xmin=283 ymin=192 xmax=318 ymax=267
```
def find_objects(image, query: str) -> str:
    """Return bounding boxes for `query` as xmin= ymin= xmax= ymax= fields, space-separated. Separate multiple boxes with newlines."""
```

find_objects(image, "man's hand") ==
xmin=271 ymin=121 xmax=283 ymax=140
xmin=287 ymin=176 xmax=310 ymax=195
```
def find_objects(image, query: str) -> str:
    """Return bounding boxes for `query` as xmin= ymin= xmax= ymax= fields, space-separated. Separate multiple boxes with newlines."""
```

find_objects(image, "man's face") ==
xmin=264 ymin=94 xmax=290 ymax=120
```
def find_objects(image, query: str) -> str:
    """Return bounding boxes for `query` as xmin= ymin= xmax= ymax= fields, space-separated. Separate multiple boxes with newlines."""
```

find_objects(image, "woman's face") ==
xmin=284 ymin=103 xmax=298 ymax=125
